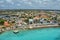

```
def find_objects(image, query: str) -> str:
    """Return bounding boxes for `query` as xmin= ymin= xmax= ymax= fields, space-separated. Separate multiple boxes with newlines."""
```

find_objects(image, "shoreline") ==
xmin=0 ymin=27 xmax=60 ymax=35
xmin=0 ymin=24 xmax=60 ymax=34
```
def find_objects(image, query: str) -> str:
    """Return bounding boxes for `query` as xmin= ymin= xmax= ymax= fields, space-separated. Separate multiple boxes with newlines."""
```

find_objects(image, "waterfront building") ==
xmin=29 ymin=19 xmax=33 ymax=24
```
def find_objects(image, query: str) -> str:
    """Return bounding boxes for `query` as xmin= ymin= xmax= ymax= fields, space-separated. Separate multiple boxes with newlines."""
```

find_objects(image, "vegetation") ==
xmin=0 ymin=19 xmax=5 ymax=25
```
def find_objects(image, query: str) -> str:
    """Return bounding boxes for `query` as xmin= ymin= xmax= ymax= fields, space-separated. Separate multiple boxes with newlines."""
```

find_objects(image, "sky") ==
xmin=0 ymin=0 xmax=60 ymax=10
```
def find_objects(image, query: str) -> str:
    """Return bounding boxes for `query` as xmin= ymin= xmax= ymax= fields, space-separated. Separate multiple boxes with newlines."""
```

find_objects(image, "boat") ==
xmin=13 ymin=30 xmax=19 ymax=34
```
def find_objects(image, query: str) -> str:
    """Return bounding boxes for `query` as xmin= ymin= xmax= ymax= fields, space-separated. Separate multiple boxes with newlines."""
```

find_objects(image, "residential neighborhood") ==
xmin=0 ymin=10 xmax=60 ymax=29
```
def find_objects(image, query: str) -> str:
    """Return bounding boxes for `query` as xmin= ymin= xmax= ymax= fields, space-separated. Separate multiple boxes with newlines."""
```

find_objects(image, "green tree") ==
xmin=0 ymin=19 xmax=5 ymax=25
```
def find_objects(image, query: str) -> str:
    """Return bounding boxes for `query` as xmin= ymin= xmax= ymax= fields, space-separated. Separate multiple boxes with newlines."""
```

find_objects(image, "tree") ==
xmin=0 ymin=19 xmax=5 ymax=25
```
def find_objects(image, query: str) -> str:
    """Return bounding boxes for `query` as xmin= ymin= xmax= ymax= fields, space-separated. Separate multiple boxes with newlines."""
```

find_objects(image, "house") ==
xmin=51 ymin=12 xmax=57 ymax=20
xmin=29 ymin=19 xmax=33 ymax=24
xmin=33 ymin=11 xmax=50 ymax=23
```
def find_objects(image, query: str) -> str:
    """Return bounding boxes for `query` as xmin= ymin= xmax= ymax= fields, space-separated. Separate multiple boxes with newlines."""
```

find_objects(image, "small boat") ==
xmin=13 ymin=30 xmax=19 ymax=34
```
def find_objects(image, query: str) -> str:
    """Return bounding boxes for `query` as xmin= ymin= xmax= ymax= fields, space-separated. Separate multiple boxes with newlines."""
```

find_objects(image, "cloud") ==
xmin=0 ymin=4 xmax=5 ymax=7
xmin=28 ymin=2 xmax=32 ymax=5
xmin=22 ymin=0 xmax=33 ymax=6
xmin=38 ymin=1 xmax=42 ymax=4
xmin=0 ymin=0 xmax=60 ymax=9
xmin=5 ymin=0 xmax=15 ymax=5
xmin=17 ymin=3 xmax=21 ymax=6
xmin=0 ymin=0 xmax=4 ymax=3
xmin=11 ymin=2 xmax=14 ymax=5
xmin=22 ymin=0 xmax=28 ymax=2
xmin=6 ymin=0 xmax=13 ymax=3
xmin=43 ymin=0 xmax=49 ymax=1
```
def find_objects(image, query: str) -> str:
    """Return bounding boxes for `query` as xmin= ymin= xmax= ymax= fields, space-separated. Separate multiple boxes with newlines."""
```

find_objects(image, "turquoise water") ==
xmin=0 ymin=28 xmax=60 ymax=40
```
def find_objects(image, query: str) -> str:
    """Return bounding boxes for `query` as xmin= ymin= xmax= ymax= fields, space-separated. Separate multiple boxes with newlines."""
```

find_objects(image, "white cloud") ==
xmin=5 ymin=0 xmax=15 ymax=5
xmin=33 ymin=0 xmax=39 ymax=3
xmin=17 ymin=4 xmax=21 ymax=6
xmin=22 ymin=0 xmax=28 ymax=2
xmin=43 ymin=2 xmax=48 ymax=5
xmin=33 ymin=0 xmax=42 ymax=4
xmin=6 ymin=0 xmax=14 ymax=5
xmin=38 ymin=1 xmax=42 ymax=4
xmin=25 ymin=2 xmax=33 ymax=6
xmin=57 ymin=0 xmax=60 ymax=1
xmin=43 ymin=0 xmax=48 ymax=1
xmin=28 ymin=2 xmax=32 ymax=5
xmin=0 ymin=4 xmax=5 ymax=7
xmin=11 ymin=2 xmax=14 ymax=5
xmin=6 ymin=0 xmax=13 ymax=3
xmin=0 ymin=1 xmax=4 ymax=3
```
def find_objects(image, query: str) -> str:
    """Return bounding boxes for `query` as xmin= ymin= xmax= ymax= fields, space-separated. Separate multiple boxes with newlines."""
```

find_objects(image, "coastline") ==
xmin=0 ymin=24 xmax=60 ymax=34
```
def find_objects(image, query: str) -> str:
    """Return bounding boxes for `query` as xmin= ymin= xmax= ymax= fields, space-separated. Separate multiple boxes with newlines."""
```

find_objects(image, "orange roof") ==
xmin=34 ymin=16 xmax=40 ymax=19
xmin=4 ymin=21 xmax=10 ymax=27
xmin=40 ymin=15 xmax=49 ymax=18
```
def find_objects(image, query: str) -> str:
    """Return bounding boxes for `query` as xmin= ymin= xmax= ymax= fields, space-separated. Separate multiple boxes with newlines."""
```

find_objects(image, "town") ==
xmin=0 ymin=10 xmax=60 ymax=33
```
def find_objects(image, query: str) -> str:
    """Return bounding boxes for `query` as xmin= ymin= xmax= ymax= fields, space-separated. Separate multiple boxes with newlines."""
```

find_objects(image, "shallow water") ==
xmin=0 ymin=28 xmax=60 ymax=40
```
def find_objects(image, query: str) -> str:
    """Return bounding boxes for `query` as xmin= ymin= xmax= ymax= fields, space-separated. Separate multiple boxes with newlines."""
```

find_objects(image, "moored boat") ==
xmin=13 ymin=30 xmax=19 ymax=34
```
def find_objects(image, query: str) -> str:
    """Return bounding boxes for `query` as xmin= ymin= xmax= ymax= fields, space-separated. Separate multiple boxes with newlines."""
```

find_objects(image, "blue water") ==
xmin=0 ymin=28 xmax=60 ymax=40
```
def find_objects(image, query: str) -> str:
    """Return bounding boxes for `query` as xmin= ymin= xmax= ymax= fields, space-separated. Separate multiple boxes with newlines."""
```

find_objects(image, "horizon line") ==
xmin=0 ymin=9 xmax=60 ymax=11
